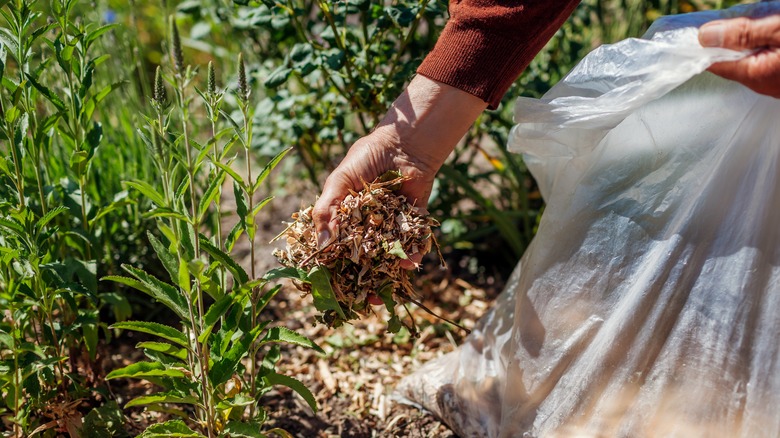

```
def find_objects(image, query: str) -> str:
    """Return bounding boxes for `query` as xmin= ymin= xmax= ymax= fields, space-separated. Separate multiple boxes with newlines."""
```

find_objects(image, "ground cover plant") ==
xmin=0 ymin=0 xmax=750 ymax=436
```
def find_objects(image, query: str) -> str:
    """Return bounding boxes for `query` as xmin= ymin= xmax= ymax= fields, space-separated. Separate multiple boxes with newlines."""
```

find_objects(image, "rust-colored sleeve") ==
xmin=417 ymin=0 xmax=581 ymax=109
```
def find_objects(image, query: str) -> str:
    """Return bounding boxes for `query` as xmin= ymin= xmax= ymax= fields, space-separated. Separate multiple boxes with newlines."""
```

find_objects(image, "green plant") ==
xmin=0 ymin=0 xmax=136 ymax=434
xmin=105 ymin=17 xmax=322 ymax=436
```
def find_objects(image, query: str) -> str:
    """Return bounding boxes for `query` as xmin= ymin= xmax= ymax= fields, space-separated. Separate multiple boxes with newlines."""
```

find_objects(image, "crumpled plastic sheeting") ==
xmin=395 ymin=3 xmax=780 ymax=437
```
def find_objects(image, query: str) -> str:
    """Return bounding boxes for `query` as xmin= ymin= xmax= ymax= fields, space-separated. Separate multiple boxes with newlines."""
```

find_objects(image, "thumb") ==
xmin=699 ymin=15 xmax=780 ymax=50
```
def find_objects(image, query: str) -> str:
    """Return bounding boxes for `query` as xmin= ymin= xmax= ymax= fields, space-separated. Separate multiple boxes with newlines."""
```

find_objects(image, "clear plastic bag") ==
xmin=395 ymin=3 xmax=780 ymax=437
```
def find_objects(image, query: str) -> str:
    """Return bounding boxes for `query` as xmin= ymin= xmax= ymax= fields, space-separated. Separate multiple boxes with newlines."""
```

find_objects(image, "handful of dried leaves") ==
xmin=273 ymin=172 xmax=444 ymax=333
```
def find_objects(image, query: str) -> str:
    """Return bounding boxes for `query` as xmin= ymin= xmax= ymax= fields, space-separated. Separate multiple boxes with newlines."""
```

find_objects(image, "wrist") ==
xmin=373 ymin=75 xmax=488 ymax=171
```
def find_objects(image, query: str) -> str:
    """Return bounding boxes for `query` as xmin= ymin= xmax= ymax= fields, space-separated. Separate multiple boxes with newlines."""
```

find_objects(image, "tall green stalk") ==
xmin=170 ymin=16 xmax=216 ymax=436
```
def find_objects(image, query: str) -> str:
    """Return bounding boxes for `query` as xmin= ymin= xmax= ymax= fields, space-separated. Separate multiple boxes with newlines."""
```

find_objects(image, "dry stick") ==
xmin=403 ymin=295 xmax=471 ymax=335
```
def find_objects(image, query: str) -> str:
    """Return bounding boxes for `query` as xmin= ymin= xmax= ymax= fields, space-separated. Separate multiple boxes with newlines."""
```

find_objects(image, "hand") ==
xmin=699 ymin=13 xmax=780 ymax=98
xmin=312 ymin=75 xmax=487 ymax=268
xmin=313 ymin=128 xmax=438 ymax=269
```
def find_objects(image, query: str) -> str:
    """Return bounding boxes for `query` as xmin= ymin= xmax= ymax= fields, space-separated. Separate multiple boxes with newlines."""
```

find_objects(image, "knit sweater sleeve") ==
xmin=417 ymin=0 xmax=581 ymax=109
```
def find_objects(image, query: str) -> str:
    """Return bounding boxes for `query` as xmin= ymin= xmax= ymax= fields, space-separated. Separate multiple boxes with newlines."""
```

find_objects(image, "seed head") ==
xmin=169 ymin=16 xmax=184 ymax=75
xmin=207 ymin=61 xmax=216 ymax=96
xmin=237 ymin=53 xmax=250 ymax=102
xmin=153 ymin=66 xmax=167 ymax=107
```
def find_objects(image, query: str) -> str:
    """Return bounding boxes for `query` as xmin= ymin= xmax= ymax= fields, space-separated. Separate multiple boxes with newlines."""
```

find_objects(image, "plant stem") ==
xmin=210 ymin=118 xmax=225 ymax=288
xmin=178 ymin=77 xmax=216 ymax=437
xmin=34 ymin=142 xmax=47 ymax=216
xmin=240 ymin=100 xmax=260 ymax=418
xmin=9 ymin=311 xmax=22 ymax=437
xmin=7 ymin=125 xmax=25 ymax=209
xmin=38 ymin=276 xmax=69 ymax=400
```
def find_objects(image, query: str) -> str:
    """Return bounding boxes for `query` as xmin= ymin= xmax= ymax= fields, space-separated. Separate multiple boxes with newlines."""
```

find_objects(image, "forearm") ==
xmin=372 ymin=75 xmax=488 ymax=173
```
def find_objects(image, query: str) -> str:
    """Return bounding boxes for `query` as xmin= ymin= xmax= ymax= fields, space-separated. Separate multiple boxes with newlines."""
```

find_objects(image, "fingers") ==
xmin=312 ymin=171 xmax=352 ymax=249
xmin=699 ymin=14 xmax=780 ymax=99
xmin=699 ymin=15 xmax=780 ymax=50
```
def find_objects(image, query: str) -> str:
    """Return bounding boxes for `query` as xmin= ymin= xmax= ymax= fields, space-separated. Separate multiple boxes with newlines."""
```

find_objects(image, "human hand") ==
xmin=312 ymin=128 xmax=438 ymax=269
xmin=699 ymin=13 xmax=780 ymax=98
xmin=312 ymin=75 xmax=487 ymax=270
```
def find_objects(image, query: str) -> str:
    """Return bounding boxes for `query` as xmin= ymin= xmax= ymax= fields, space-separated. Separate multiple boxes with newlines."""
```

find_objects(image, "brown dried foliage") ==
xmin=274 ymin=174 xmax=441 ymax=326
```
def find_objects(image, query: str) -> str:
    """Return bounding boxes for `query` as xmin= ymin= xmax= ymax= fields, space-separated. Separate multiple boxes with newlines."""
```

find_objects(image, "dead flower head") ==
xmin=273 ymin=172 xmax=442 ymax=330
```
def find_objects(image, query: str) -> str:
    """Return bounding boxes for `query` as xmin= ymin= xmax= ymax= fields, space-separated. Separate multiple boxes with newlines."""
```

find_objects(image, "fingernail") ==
xmin=317 ymin=230 xmax=330 ymax=249
xmin=699 ymin=23 xmax=725 ymax=47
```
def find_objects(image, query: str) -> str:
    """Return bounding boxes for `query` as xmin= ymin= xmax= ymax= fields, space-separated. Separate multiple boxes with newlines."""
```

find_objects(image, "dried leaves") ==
xmin=273 ymin=173 xmax=441 ymax=331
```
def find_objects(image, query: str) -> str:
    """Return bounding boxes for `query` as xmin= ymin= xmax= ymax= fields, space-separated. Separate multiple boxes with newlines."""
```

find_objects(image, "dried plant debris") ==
xmin=273 ymin=172 xmax=457 ymax=334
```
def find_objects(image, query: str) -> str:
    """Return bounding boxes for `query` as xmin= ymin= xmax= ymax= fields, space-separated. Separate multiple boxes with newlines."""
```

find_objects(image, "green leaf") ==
xmin=264 ymin=66 xmax=291 ymax=88
xmin=70 ymin=150 xmax=89 ymax=175
xmin=85 ymin=121 xmax=103 ymax=152
xmin=197 ymin=169 xmax=226 ymax=221
xmin=376 ymin=283 xmax=396 ymax=314
xmin=137 ymin=342 xmax=188 ymax=361
xmin=138 ymin=420 xmax=205 ymax=438
xmin=218 ymin=109 xmax=243 ymax=139
xmin=387 ymin=240 xmax=408 ymax=260
xmin=308 ymin=266 xmax=346 ymax=320
xmin=35 ymin=206 xmax=67 ymax=231
xmin=100 ymin=291 xmax=133 ymax=322
xmin=262 ymin=267 xmax=307 ymax=282
xmin=79 ymin=62 xmax=94 ymax=99
xmin=225 ymin=220 xmax=244 ymax=253
xmin=124 ymin=180 xmax=166 ymax=207
xmin=252 ymin=147 xmax=291 ymax=193
xmin=106 ymin=361 xmax=186 ymax=380
xmin=264 ymin=372 xmax=317 ymax=413
xmin=387 ymin=315 xmax=402 ymax=334
xmin=213 ymin=161 xmax=245 ymax=187
xmin=289 ymin=43 xmax=313 ymax=64
xmin=250 ymin=196 xmax=273 ymax=219
xmin=222 ymin=422 xmax=268 ymax=438
xmin=0 ymin=39 xmax=6 ymax=83
xmin=254 ymin=284 xmax=281 ymax=315
xmin=124 ymin=392 xmax=198 ymax=408
xmin=109 ymin=321 xmax=188 ymax=348
xmin=85 ymin=23 xmax=118 ymax=46
xmin=199 ymin=236 xmax=249 ymax=285
xmin=0 ymin=331 xmax=13 ymax=349
xmin=209 ymin=321 xmax=269 ymax=386
xmin=83 ymin=81 xmax=125 ymax=120
xmin=259 ymin=326 xmax=324 ymax=354
xmin=109 ymin=265 xmax=190 ymax=321
xmin=234 ymin=180 xmax=248 ymax=221
xmin=79 ymin=401 xmax=125 ymax=438
xmin=198 ymin=294 xmax=234 ymax=344
xmin=0 ymin=216 xmax=25 ymax=235
xmin=147 ymin=232 xmax=179 ymax=286
xmin=324 ymin=50 xmax=345 ymax=70
xmin=177 ymin=257 xmax=191 ymax=295
xmin=144 ymin=208 xmax=190 ymax=223
xmin=53 ymin=34 xmax=72 ymax=73
xmin=24 ymin=72 xmax=66 ymax=111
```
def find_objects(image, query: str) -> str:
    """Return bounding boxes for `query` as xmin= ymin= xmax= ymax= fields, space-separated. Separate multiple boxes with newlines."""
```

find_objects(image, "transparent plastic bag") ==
xmin=395 ymin=3 xmax=780 ymax=437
